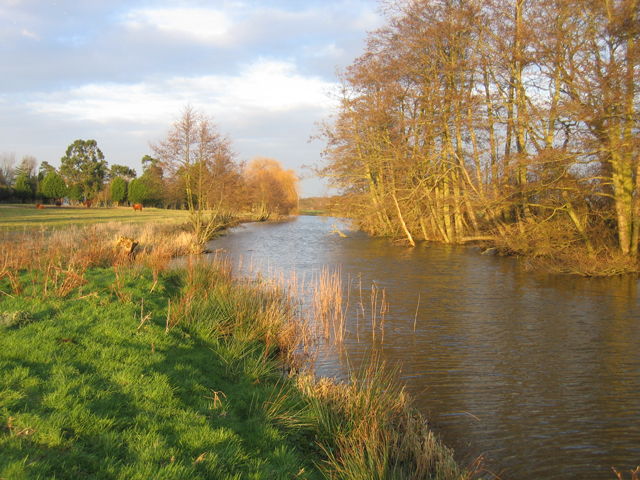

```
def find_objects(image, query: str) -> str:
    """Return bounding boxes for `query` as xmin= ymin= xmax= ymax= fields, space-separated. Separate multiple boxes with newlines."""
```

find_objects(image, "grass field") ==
xmin=0 ymin=262 xmax=323 ymax=479
xmin=0 ymin=205 xmax=191 ymax=231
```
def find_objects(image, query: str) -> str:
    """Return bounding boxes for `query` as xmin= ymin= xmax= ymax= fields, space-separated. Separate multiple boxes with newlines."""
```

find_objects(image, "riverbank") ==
xmin=0 ymin=223 xmax=471 ymax=479
xmin=206 ymin=215 xmax=640 ymax=477
xmin=333 ymin=210 xmax=640 ymax=277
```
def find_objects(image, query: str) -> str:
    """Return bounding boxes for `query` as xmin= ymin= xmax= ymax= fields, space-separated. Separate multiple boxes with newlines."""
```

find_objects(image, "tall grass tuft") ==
xmin=298 ymin=352 xmax=468 ymax=480
xmin=310 ymin=266 xmax=347 ymax=344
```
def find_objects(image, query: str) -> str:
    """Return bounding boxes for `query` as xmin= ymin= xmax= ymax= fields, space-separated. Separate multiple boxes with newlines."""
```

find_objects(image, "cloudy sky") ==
xmin=0 ymin=0 xmax=384 ymax=196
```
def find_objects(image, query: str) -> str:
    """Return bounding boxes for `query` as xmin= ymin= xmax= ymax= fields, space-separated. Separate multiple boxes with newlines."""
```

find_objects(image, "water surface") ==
xmin=207 ymin=215 xmax=640 ymax=479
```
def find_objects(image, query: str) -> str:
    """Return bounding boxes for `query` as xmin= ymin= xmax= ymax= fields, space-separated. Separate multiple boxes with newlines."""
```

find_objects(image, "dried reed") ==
xmin=613 ymin=466 xmax=640 ymax=480
xmin=297 ymin=352 xmax=469 ymax=480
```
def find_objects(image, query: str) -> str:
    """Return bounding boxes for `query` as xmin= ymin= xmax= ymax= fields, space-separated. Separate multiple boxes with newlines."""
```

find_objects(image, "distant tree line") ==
xmin=315 ymin=0 xmax=639 ymax=269
xmin=1 ymin=106 xmax=299 ymax=226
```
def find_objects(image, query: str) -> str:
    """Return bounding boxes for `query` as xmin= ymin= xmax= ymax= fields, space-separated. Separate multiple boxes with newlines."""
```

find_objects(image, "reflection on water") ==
xmin=206 ymin=216 xmax=640 ymax=479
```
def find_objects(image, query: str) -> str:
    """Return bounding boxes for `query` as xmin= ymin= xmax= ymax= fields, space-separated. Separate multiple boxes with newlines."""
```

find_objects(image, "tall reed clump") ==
xmin=165 ymin=258 xmax=309 ymax=374
xmin=163 ymin=262 xmax=469 ymax=479
xmin=192 ymin=262 xmax=472 ymax=479
xmin=297 ymin=352 xmax=468 ymax=480
xmin=309 ymin=266 xmax=347 ymax=344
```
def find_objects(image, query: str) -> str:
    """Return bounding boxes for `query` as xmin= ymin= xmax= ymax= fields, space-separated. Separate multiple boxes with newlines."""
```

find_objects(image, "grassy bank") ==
xmin=0 ymin=223 xmax=471 ymax=479
xmin=1 ymin=266 xmax=315 ymax=479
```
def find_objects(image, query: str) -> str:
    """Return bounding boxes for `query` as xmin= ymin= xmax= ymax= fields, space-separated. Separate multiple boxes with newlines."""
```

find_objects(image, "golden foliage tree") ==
xmin=315 ymin=0 xmax=640 ymax=266
xmin=245 ymin=157 xmax=299 ymax=219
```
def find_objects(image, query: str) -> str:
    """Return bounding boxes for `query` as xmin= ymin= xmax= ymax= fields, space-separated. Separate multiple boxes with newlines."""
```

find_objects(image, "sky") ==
xmin=0 ymin=0 xmax=384 ymax=196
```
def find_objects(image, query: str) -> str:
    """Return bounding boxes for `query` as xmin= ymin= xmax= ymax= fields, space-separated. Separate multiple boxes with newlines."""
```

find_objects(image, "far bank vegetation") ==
xmin=0 ymin=106 xmax=299 ymax=246
xmin=314 ymin=0 xmax=640 ymax=275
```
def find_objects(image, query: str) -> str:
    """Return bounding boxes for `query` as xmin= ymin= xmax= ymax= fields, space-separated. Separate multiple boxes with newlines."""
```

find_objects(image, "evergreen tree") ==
xmin=127 ymin=178 xmax=149 ymax=205
xmin=67 ymin=184 xmax=84 ymax=205
xmin=13 ymin=174 xmax=33 ymax=203
xmin=110 ymin=164 xmax=137 ymax=182
xmin=59 ymin=139 xmax=107 ymax=199
xmin=110 ymin=176 xmax=127 ymax=206
xmin=40 ymin=172 xmax=67 ymax=203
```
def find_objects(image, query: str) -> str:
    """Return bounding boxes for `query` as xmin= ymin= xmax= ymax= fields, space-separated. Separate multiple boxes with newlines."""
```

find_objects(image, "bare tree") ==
xmin=315 ymin=0 xmax=640 ymax=267
xmin=151 ymin=104 xmax=238 ymax=244
xmin=16 ymin=155 xmax=38 ymax=178
xmin=0 ymin=152 xmax=17 ymax=186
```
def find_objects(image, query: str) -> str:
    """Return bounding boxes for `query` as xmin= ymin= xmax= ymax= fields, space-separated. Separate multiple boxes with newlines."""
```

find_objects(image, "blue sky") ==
xmin=0 ymin=0 xmax=383 ymax=196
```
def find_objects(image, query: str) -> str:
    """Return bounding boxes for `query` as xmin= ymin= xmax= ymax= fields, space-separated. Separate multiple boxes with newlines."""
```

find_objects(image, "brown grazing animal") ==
xmin=55 ymin=200 xmax=62 ymax=207
xmin=37 ymin=204 xmax=45 ymax=209
xmin=84 ymin=200 xmax=92 ymax=208
xmin=132 ymin=204 xmax=143 ymax=211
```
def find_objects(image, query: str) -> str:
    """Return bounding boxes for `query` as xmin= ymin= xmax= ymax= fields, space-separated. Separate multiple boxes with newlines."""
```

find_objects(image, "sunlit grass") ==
xmin=0 ymin=204 xmax=191 ymax=231
xmin=0 ymin=264 xmax=320 ymax=479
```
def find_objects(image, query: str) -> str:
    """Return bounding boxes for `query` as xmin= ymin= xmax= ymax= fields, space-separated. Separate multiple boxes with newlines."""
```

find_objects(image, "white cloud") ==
xmin=26 ymin=60 xmax=336 ymax=124
xmin=21 ymin=28 xmax=39 ymax=39
xmin=312 ymin=43 xmax=344 ymax=59
xmin=214 ymin=60 xmax=333 ymax=111
xmin=1 ymin=0 xmax=378 ymax=196
xmin=123 ymin=7 xmax=232 ymax=42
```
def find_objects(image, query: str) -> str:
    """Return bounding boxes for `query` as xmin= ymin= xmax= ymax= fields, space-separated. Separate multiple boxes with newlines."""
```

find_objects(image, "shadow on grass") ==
xmin=0 ymin=281 xmax=320 ymax=480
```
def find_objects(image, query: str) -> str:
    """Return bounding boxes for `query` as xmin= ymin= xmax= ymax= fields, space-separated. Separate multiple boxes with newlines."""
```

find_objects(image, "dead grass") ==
xmin=525 ymin=249 xmax=640 ymax=276
xmin=488 ymin=218 xmax=640 ymax=276
xmin=0 ymin=222 xmax=208 ymax=303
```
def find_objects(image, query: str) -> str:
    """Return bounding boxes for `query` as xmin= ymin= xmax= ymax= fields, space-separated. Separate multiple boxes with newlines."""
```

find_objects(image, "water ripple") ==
xmin=208 ymin=216 xmax=640 ymax=479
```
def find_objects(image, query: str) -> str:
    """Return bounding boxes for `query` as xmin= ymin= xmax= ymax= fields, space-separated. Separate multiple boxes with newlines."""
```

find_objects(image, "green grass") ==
xmin=0 ymin=205 xmax=191 ymax=231
xmin=0 ymin=264 xmax=321 ymax=480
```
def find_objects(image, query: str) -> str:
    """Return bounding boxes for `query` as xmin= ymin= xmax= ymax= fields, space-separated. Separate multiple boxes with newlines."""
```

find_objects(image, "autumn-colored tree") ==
xmin=151 ymin=105 xmax=239 ymax=243
xmin=245 ymin=157 xmax=299 ymax=219
xmin=315 ymin=0 xmax=639 ymax=268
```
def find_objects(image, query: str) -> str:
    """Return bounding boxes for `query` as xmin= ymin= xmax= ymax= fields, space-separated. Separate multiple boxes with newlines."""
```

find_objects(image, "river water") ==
xmin=205 ymin=215 xmax=640 ymax=479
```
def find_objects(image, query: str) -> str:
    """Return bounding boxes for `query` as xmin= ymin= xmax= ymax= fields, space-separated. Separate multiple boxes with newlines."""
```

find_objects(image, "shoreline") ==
xmin=4 ymin=200 xmax=634 ymax=278
xmin=301 ymin=211 xmax=640 ymax=277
